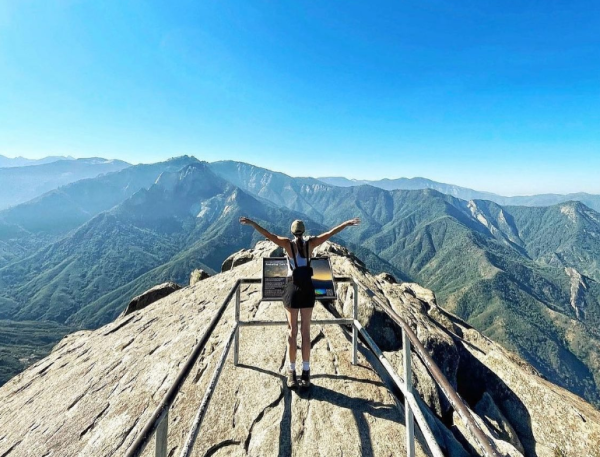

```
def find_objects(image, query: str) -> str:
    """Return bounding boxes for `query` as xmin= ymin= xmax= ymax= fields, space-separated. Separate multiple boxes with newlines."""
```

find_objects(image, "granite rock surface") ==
xmin=0 ymin=242 xmax=598 ymax=457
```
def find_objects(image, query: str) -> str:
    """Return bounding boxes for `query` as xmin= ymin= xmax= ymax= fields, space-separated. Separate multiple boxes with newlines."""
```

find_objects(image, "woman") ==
xmin=239 ymin=216 xmax=360 ymax=388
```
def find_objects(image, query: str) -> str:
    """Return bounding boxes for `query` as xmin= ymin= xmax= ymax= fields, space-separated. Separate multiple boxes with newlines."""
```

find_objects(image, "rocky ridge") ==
xmin=0 ymin=242 xmax=598 ymax=456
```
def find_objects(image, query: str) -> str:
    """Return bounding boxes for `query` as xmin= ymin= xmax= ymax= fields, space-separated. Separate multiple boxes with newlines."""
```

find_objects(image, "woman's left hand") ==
xmin=239 ymin=216 xmax=254 ymax=225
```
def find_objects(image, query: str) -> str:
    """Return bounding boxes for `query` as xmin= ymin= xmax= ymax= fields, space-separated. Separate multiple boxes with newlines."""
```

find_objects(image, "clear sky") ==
xmin=1 ymin=1 xmax=599 ymax=196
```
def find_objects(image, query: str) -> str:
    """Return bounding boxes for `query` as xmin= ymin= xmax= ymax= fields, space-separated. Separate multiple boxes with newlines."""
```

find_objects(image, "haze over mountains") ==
xmin=0 ymin=158 xmax=130 ymax=210
xmin=0 ymin=154 xmax=75 ymax=168
xmin=0 ymin=156 xmax=197 ymax=266
xmin=1 ymin=157 xmax=600 ymax=411
xmin=318 ymin=176 xmax=600 ymax=213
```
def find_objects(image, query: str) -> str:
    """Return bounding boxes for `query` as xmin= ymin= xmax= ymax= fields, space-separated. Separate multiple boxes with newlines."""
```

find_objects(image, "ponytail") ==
xmin=294 ymin=235 xmax=306 ymax=258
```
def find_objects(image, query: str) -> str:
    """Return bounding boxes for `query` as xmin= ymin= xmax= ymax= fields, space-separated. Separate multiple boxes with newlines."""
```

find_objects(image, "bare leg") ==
xmin=284 ymin=307 xmax=299 ymax=365
xmin=300 ymin=307 xmax=314 ymax=363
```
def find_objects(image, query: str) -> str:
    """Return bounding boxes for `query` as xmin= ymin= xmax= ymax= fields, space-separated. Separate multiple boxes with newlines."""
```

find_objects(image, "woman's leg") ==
xmin=284 ymin=307 xmax=299 ymax=365
xmin=300 ymin=307 xmax=314 ymax=363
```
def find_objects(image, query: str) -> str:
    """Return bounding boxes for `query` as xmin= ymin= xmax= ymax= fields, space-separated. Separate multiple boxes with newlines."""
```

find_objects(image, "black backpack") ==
xmin=283 ymin=238 xmax=316 ymax=308
xmin=289 ymin=238 xmax=313 ymax=284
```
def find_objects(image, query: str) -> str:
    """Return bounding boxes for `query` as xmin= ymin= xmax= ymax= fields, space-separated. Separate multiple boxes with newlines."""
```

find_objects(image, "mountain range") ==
xmin=0 ymin=158 xmax=131 ymax=210
xmin=0 ymin=162 xmax=326 ymax=329
xmin=1 ymin=158 xmax=600 ymax=410
xmin=0 ymin=156 xmax=197 ymax=266
xmin=318 ymin=176 xmax=600 ymax=213
xmin=210 ymin=161 xmax=600 ymax=406
xmin=0 ymin=154 xmax=75 ymax=168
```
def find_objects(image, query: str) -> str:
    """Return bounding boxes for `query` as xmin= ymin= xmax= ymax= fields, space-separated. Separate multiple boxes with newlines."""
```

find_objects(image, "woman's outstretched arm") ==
xmin=311 ymin=218 xmax=361 ymax=248
xmin=239 ymin=216 xmax=290 ymax=249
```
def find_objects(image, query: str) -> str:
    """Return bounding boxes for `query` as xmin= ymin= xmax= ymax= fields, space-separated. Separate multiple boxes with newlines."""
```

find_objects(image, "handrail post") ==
xmin=403 ymin=328 xmax=415 ymax=457
xmin=155 ymin=409 xmax=168 ymax=457
xmin=368 ymin=289 xmax=502 ymax=457
xmin=352 ymin=280 xmax=358 ymax=365
xmin=180 ymin=326 xmax=238 ymax=457
xmin=125 ymin=279 xmax=242 ymax=457
xmin=234 ymin=284 xmax=241 ymax=366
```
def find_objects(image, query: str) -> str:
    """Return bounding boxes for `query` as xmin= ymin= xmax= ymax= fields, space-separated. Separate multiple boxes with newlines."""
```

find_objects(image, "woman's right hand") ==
xmin=239 ymin=216 xmax=253 ymax=225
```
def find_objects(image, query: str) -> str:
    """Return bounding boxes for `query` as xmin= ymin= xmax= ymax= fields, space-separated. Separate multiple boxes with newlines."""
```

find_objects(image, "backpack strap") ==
xmin=289 ymin=239 xmax=298 ymax=270
xmin=305 ymin=238 xmax=311 ymax=267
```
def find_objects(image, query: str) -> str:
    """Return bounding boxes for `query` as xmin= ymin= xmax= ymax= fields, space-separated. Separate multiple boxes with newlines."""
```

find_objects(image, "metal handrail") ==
xmin=354 ymin=319 xmax=444 ymax=457
xmin=124 ymin=273 xmax=502 ymax=457
xmin=357 ymin=282 xmax=503 ymax=457
xmin=124 ymin=277 xmax=258 ymax=457
xmin=233 ymin=276 xmax=359 ymax=366
xmin=231 ymin=276 xmax=444 ymax=457
xmin=179 ymin=325 xmax=238 ymax=457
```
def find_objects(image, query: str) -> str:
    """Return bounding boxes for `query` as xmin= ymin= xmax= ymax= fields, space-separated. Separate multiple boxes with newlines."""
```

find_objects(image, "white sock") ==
xmin=302 ymin=361 xmax=310 ymax=371
xmin=289 ymin=362 xmax=296 ymax=371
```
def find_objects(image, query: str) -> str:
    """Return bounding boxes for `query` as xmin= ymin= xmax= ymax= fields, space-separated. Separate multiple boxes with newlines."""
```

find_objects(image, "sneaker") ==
xmin=287 ymin=370 xmax=298 ymax=389
xmin=300 ymin=369 xmax=310 ymax=388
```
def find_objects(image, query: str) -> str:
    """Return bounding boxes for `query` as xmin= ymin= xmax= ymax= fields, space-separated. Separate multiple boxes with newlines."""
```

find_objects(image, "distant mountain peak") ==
xmin=0 ymin=154 xmax=76 ymax=168
xmin=558 ymin=201 xmax=587 ymax=221
xmin=73 ymin=157 xmax=130 ymax=166
xmin=164 ymin=154 xmax=200 ymax=164
xmin=155 ymin=161 xmax=211 ymax=184
xmin=121 ymin=161 xmax=233 ymax=220
xmin=0 ymin=158 xmax=131 ymax=210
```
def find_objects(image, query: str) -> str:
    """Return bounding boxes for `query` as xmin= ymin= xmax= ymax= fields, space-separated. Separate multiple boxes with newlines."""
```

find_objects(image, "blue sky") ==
xmin=1 ymin=1 xmax=599 ymax=195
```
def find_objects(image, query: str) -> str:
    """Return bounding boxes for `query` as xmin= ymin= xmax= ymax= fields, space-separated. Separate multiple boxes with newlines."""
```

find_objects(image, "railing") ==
xmin=355 ymin=281 xmax=503 ymax=457
xmin=233 ymin=277 xmax=359 ymax=366
xmin=124 ymin=277 xmax=259 ymax=457
xmin=124 ymin=275 xmax=502 ymax=457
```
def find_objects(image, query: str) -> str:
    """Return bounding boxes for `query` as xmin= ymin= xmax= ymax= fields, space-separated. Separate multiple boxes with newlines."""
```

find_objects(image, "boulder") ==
xmin=221 ymin=249 xmax=254 ymax=272
xmin=221 ymin=240 xmax=285 ymax=272
xmin=121 ymin=282 xmax=182 ymax=316
xmin=475 ymin=392 xmax=524 ymax=454
xmin=190 ymin=269 xmax=210 ymax=286
xmin=377 ymin=272 xmax=397 ymax=284
xmin=400 ymin=282 xmax=437 ymax=306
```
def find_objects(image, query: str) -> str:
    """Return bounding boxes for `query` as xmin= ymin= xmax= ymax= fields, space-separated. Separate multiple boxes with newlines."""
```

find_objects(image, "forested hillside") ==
xmin=212 ymin=161 xmax=600 ymax=406
xmin=2 ymin=159 xmax=600 ymax=408
xmin=0 ymin=156 xmax=198 ymax=267
xmin=318 ymin=175 xmax=600 ymax=212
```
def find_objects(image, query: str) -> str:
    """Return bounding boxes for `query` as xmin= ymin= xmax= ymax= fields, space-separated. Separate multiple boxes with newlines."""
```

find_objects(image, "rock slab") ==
xmin=121 ymin=282 xmax=182 ymax=316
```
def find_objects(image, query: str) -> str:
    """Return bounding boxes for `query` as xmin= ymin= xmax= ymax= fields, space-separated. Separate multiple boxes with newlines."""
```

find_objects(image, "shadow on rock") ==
xmin=454 ymin=341 xmax=533 ymax=455
xmin=238 ymin=364 xmax=293 ymax=457
xmin=297 ymin=384 xmax=401 ymax=457
xmin=238 ymin=364 xmax=403 ymax=457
